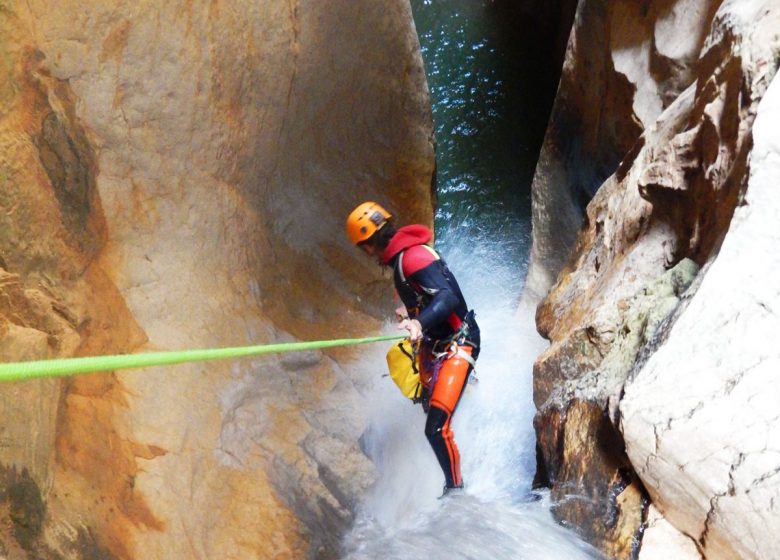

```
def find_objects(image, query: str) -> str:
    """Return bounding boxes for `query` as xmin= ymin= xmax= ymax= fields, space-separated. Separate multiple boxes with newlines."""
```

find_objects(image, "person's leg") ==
xmin=424 ymin=346 xmax=473 ymax=488
xmin=425 ymin=405 xmax=460 ymax=487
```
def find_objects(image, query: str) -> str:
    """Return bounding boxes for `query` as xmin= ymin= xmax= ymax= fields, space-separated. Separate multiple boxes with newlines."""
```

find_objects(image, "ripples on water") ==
xmin=413 ymin=0 xmax=541 ymax=262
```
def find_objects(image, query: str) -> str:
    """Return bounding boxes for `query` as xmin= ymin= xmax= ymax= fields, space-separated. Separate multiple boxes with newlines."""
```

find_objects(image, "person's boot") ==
xmin=438 ymin=483 xmax=464 ymax=499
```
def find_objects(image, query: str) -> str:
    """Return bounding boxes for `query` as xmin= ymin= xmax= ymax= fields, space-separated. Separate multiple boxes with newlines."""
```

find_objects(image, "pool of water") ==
xmin=413 ymin=0 xmax=556 ymax=262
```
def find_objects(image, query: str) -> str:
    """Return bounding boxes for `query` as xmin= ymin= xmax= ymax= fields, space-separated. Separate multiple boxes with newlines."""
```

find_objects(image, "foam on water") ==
xmin=345 ymin=493 xmax=599 ymax=560
xmin=340 ymin=3 xmax=601 ymax=556
xmin=341 ymin=226 xmax=601 ymax=559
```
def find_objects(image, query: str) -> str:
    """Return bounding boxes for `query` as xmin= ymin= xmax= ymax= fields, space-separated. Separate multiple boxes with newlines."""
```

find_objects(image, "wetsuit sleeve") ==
xmin=414 ymin=279 xmax=459 ymax=331
xmin=402 ymin=247 xmax=459 ymax=332
xmin=395 ymin=287 xmax=418 ymax=314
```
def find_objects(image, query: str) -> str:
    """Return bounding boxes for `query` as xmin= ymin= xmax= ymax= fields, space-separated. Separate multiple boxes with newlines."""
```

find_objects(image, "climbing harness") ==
xmin=426 ymin=340 xmax=477 ymax=388
xmin=425 ymin=309 xmax=478 ymax=382
xmin=0 ymin=334 xmax=404 ymax=383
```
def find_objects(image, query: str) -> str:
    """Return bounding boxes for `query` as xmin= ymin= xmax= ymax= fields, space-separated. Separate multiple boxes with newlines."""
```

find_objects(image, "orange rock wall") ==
xmin=0 ymin=1 xmax=433 ymax=558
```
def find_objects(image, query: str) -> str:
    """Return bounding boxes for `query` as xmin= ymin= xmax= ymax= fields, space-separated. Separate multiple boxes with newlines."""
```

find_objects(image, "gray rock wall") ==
xmin=622 ymin=15 xmax=780 ymax=558
xmin=529 ymin=0 xmax=780 ymax=558
xmin=523 ymin=0 xmax=722 ymax=308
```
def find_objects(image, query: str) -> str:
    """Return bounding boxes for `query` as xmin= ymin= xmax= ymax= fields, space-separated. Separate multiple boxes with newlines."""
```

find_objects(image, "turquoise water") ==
xmin=411 ymin=0 xmax=551 ymax=269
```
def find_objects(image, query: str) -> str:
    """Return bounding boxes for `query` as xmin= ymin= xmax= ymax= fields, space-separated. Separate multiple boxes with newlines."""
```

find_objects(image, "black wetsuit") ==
xmin=382 ymin=224 xmax=480 ymax=489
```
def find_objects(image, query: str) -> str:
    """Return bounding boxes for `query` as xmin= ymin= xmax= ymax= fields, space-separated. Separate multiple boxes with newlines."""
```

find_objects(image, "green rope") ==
xmin=0 ymin=334 xmax=404 ymax=383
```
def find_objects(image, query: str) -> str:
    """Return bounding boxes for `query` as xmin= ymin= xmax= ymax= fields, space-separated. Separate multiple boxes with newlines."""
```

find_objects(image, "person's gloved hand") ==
xmin=398 ymin=318 xmax=423 ymax=342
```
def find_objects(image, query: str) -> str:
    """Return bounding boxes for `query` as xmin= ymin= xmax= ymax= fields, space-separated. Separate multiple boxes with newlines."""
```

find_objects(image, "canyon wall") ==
xmin=0 ymin=1 xmax=433 ymax=558
xmin=621 ymin=56 xmax=780 ymax=560
xmin=529 ymin=0 xmax=780 ymax=558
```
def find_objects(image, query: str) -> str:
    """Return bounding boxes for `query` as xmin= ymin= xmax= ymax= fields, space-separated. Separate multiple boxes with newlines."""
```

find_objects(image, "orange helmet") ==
xmin=346 ymin=202 xmax=392 ymax=245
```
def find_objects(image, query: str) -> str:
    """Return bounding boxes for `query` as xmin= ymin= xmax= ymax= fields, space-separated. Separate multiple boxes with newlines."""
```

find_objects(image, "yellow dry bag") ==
xmin=385 ymin=339 xmax=423 ymax=400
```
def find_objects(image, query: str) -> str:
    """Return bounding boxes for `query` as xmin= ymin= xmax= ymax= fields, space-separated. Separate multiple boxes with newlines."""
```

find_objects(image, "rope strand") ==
xmin=0 ymin=334 xmax=405 ymax=383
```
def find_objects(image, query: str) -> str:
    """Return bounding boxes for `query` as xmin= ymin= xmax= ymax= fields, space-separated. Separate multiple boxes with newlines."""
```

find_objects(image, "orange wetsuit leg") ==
xmin=430 ymin=346 xmax=472 ymax=413
xmin=425 ymin=346 xmax=473 ymax=488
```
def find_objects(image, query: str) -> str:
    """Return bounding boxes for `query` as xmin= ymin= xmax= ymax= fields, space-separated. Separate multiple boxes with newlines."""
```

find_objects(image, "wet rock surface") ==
xmin=534 ymin=259 xmax=699 ymax=557
xmin=530 ymin=0 xmax=780 ymax=558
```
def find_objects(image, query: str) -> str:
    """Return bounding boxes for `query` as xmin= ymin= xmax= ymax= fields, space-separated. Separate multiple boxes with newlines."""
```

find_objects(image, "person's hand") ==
xmin=395 ymin=306 xmax=408 ymax=321
xmin=398 ymin=318 xmax=423 ymax=342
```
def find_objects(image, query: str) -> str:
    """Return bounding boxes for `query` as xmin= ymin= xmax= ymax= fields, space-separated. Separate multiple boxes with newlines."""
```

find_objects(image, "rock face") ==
xmin=524 ymin=0 xmax=721 ymax=306
xmin=0 ymin=1 xmax=433 ymax=558
xmin=530 ymin=0 xmax=780 ymax=558
xmin=621 ymin=47 xmax=780 ymax=560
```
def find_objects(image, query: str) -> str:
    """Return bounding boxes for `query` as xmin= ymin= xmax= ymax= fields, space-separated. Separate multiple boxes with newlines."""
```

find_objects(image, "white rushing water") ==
xmin=341 ymin=222 xmax=602 ymax=559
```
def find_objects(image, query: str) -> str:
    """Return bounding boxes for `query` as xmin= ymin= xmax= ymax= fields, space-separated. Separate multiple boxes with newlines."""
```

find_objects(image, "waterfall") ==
xmin=340 ymin=2 xmax=602 ymax=557
xmin=341 ymin=225 xmax=600 ymax=559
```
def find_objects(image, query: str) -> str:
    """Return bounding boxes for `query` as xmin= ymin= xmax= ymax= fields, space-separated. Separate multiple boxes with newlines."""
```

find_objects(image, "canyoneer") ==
xmin=346 ymin=201 xmax=481 ymax=497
